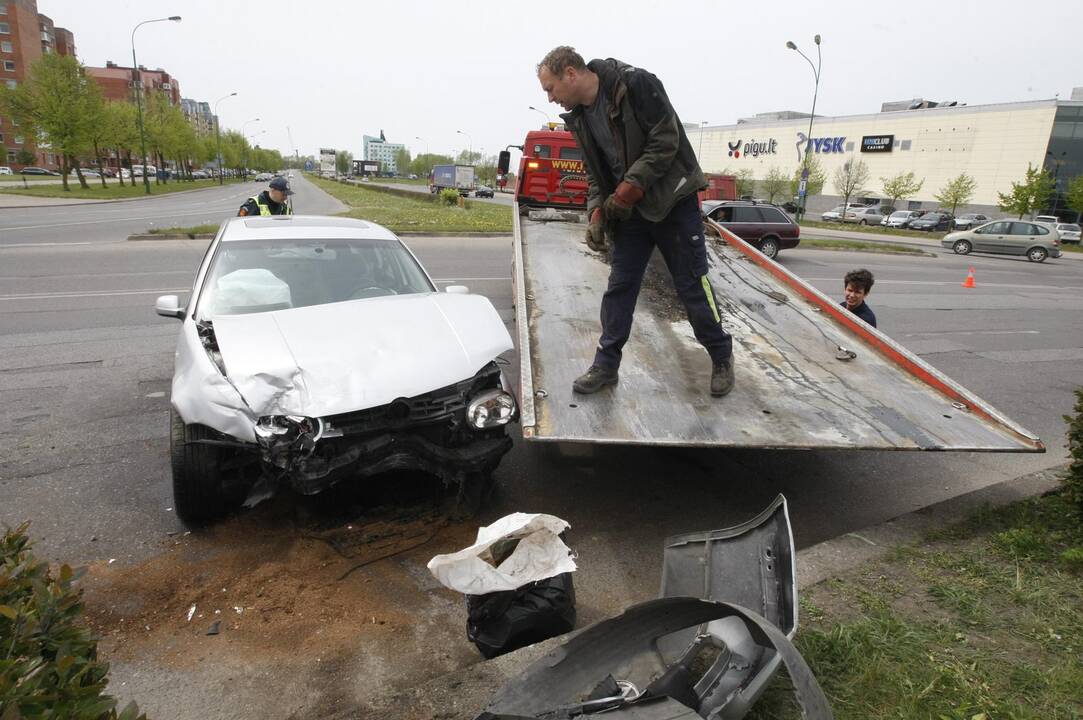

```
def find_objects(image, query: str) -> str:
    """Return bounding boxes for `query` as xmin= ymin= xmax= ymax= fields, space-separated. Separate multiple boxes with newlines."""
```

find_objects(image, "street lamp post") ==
xmin=787 ymin=34 xmax=822 ymax=221
xmin=528 ymin=105 xmax=551 ymax=126
xmin=456 ymin=129 xmax=473 ymax=161
xmin=697 ymin=120 xmax=708 ymax=163
xmin=241 ymin=118 xmax=261 ymax=180
xmin=131 ymin=15 xmax=181 ymax=194
xmin=213 ymin=92 xmax=237 ymax=185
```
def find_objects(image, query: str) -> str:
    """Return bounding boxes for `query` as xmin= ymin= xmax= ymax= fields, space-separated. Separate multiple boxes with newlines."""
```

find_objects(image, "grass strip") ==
xmin=0 ymin=177 xmax=244 ymax=200
xmin=801 ymin=219 xmax=948 ymax=240
xmin=308 ymin=174 xmax=511 ymax=233
xmin=801 ymin=238 xmax=931 ymax=255
xmin=147 ymin=224 xmax=219 ymax=236
xmin=748 ymin=491 xmax=1083 ymax=719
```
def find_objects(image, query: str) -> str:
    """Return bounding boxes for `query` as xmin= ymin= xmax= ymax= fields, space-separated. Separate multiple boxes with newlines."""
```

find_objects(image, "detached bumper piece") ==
xmin=477 ymin=496 xmax=833 ymax=720
xmin=257 ymin=363 xmax=514 ymax=495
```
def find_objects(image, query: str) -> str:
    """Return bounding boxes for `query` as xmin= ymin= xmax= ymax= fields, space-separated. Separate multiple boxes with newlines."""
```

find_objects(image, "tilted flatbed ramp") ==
xmin=512 ymin=205 xmax=1043 ymax=452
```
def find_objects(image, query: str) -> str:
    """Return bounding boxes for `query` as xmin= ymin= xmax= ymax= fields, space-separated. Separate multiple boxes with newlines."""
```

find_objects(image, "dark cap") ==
xmin=269 ymin=176 xmax=293 ymax=194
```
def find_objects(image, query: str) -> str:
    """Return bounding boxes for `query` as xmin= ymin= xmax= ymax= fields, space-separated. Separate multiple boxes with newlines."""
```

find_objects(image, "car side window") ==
xmin=760 ymin=207 xmax=787 ymax=223
xmin=1009 ymin=222 xmax=1036 ymax=236
xmin=731 ymin=207 xmax=763 ymax=222
xmin=1033 ymin=223 xmax=1049 ymax=235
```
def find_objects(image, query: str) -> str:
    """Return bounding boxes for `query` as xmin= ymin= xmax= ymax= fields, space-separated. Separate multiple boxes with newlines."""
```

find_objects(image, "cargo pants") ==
xmin=593 ymin=194 xmax=733 ymax=370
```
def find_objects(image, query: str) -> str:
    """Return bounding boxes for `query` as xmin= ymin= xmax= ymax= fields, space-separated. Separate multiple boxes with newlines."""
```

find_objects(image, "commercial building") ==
xmin=180 ymin=97 xmax=215 ymax=136
xmin=363 ymin=133 xmax=405 ymax=175
xmin=688 ymin=93 xmax=1083 ymax=218
xmin=0 ymin=0 xmax=76 ymax=170
xmin=85 ymin=61 xmax=181 ymax=106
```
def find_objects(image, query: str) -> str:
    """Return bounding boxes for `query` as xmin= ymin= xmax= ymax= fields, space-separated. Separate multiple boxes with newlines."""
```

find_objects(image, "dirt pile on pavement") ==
xmin=81 ymin=504 xmax=479 ymax=669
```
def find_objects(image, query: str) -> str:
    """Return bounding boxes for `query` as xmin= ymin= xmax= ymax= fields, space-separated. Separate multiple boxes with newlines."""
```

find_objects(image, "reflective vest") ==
xmin=249 ymin=194 xmax=292 ymax=216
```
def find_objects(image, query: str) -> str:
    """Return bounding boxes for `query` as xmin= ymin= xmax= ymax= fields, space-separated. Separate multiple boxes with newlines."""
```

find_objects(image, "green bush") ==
xmin=0 ymin=524 xmax=145 ymax=719
xmin=438 ymin=188 xmax=461 ymax=206
xmin=1063 ymin=388 xmax=1083 ymax=515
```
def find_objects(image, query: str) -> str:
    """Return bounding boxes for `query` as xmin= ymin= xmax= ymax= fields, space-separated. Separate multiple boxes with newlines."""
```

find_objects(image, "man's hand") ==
xmin=602 ymin=181 xmax=645 ymax=223
xmin=585 ymin=207 xmax=607 ymax=252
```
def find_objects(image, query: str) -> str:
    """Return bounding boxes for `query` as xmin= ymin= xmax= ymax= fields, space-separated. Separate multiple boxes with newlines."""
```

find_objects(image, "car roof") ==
xmin=220 ymin=215 xmax=399 ymax=242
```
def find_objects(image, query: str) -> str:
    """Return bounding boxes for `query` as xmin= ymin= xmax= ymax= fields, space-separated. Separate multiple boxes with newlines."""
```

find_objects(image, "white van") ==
xmin=131 ymin=164 xmax=157 ymax=177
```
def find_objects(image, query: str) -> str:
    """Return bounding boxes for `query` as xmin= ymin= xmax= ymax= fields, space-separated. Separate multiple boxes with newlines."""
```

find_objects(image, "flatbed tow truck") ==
xmin=499 ymin=128 xmax=1043 ymax=453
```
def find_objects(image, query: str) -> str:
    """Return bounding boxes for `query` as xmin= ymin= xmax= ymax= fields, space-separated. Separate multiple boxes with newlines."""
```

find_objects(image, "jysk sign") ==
xmin=861 ymin=135 xmax=894 ymax=153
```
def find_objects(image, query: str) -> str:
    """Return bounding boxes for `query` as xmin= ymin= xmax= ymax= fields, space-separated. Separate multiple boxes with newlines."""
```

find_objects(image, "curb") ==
xmin=128 ymin=233 xmax=215 ymax=241
xmin=357 ymin=463 xmax=1068 ymax=718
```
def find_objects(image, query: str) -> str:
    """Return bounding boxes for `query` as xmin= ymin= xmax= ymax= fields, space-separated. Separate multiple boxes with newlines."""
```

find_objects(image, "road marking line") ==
xmin=0 ymin=288 xmax=188 ymax=301
xmin=0 ymin=242 xmax=94 ymax=248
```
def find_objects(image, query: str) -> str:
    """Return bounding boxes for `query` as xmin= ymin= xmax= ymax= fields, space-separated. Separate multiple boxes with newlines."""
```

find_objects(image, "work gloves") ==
xmin=585 ymin=208 xmax=607 ymax=252
xmin=602 ymin=181 xmax=644 ymax=223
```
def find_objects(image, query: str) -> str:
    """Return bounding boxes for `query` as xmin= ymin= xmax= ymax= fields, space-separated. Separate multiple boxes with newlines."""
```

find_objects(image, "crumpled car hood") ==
xmin=210 ymin=292 xmax=512 ymax=418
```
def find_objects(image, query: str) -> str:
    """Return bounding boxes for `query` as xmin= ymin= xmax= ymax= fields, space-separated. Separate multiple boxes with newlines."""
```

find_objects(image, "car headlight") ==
xmin=466 ymin=389 xmax=517 ymax=430
xmin=254 ymin=415 xmax=323 ymax=443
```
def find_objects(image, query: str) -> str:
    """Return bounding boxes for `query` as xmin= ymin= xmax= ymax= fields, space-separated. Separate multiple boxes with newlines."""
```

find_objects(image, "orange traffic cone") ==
xmin=962 ymin=267 xmax=976 ymax=288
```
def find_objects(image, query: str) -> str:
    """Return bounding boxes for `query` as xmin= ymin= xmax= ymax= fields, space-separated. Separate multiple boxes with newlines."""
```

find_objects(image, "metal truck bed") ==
xmin=512 ymin=205 xmax=1043 ymax=452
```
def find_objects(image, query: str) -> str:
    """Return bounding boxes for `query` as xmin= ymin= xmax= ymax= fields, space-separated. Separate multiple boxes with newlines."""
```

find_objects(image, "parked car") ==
xmin=1055 ymin=223 xmax=1081 ymax=243
xmin=953 ymin=213 xmax=990 ymax=230
xmin=881 ymin=210 xmax=923 ymax=228
xmin=131 ymin=164 xmax=157 ymax=178
xmin=909 ymin=212 xmax=955 ymax=232
xmin=702 ymin=201 xmax=801 ymax=260
xmin=19 ymin=166 xmax=57 ymax=175
xmin=1034 ymin=215 xmax=1061 ymax=227
xmin=69 ymin=169 xmax=100 ymax=178
xmin=820 ymin=204 xmax=864 ymax=222
xmin=941 ymin=220 xmax=1061 ymax=262
xmin=842 ymin=207 xmax=885 ymax=226
xmin=474 ymin=185 xmax=495 ymax=198
xmin=0 ymin=166 xmax=12 ymax=175
xmin=154 ymin=215 xmax=517 ymax=525
xmin=254 ymin=172 xmax=273 ymax=182
xmin=191 ymin=170 xmax=209 ymax=180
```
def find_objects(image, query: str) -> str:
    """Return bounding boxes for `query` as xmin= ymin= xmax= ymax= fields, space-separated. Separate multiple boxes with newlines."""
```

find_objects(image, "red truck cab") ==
xmin=499 ymin=127 xmax=588 ymax=208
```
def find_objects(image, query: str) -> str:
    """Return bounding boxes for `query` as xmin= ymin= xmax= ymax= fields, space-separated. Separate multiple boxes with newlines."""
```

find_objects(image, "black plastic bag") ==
xmin=466 ymin=571 xmax=576 ymax=659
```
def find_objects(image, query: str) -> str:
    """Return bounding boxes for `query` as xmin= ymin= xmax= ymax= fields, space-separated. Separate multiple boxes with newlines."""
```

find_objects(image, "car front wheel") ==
xmin=1027 ymin=247 xmax=1048 ymax=263
xmin=859 ymin=219 xmax=867 ymax=226
xmin=171 ymin=408 xmax=249 ymax=526
xmin=952 ymin=239 xmax=972 ymax=255
xmin=759 ymin=237 xmax=780 ymax=260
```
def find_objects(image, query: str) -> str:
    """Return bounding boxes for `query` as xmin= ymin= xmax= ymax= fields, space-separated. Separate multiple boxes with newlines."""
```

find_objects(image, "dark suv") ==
xmin=702 ymin=201 xmax=800 ymax=259
xmin=909 ymin=212 xmax=955 ymax=232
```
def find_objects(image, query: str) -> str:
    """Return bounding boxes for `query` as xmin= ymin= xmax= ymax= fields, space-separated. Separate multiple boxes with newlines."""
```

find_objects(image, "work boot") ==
xmin=572 ymin=365 xmax=619 ymax=394
xmin=711 ymin=357 xmax=735 ymax=397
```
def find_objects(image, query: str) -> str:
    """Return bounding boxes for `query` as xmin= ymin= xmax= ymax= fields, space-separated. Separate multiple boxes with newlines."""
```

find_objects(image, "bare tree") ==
xmin=833 ymin=157 xmax=870 ymax=210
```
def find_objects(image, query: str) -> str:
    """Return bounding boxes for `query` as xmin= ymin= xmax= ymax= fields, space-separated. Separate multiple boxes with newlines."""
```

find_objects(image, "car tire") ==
xmin=859 ymin=220 xmax=867 ymax=226
xmin=952 ymin=239 xmax=972 ymax=255
xmin=1027 ymin=247 xmax=1048 ymax=263
xmin=759 ymin=237 xmax=780 ymax=260
xmin=170 ymin=408 xmax=248 ymax=526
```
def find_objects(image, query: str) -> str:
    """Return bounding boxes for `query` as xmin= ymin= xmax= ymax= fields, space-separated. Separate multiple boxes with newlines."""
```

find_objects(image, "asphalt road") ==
xmin=0 ymin=172 xmax=345 ymax=246
xmin=2 ymin=180 xmax=1082 ymax=716
xmin=368 ymin=180 xmax=515 ymax=206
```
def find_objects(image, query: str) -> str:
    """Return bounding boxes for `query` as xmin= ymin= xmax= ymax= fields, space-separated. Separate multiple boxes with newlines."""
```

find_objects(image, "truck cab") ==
xmin=499 ymin=127 xmax=588 ymax=209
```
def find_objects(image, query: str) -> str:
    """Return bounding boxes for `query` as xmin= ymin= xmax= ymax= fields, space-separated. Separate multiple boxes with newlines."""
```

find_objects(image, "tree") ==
xmin=832 ymin=157 xmax=870 ymax=210
xmin=102 ymin=101 xmax=140 ymax=186
xmin=410 ymin=153 xmax=454 ymax=178
xmin=1066 ymin=175 xmax=1083 ymax=220
xmin=455 ymin=149 xmax=483 ymax=166
xmin=0 ymin=53 xmax=96 ymax=190
xmin=788 ymin=155 xmax=826 ymax=200
xmin=760 ymin=167 xmax=789 ymax=203
xmin=735 ymin=168 xmax=755 ymax=198
xmin=880 ymin=171 xmax=924 ymax=209
xmin=997 ymin=164 xmax=1054 ymax=219
xmin=15 ymin=148 xmax=36 ymax=165
xmin=336 ymin=150 xmax=353 ymax=175
xmin=393 ymin=147 xmax=412 ymax=176
xmin=932 ymin=173 xmax=977 ymax=215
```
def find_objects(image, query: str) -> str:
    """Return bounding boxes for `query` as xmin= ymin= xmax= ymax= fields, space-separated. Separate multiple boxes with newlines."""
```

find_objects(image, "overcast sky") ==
xmin=47 ymin=0 xmax=1083 ymax=164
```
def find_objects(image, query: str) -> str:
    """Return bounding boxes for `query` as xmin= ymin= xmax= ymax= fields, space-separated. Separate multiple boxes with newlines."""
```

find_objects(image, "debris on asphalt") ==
xmin=186 ymin=604 xmax=196 ymax=623
xmin=206 ymin=620 xmax=220 ymax=636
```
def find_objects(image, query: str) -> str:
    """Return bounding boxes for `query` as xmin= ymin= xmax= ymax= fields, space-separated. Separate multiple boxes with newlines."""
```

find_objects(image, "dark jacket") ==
xmin=841 ymin=301 xmax=877 ymax=328
xmin=561 ymin=58 xmax=706 ymax=223
xmin=238 ymin=191 xmax=290 ymax=217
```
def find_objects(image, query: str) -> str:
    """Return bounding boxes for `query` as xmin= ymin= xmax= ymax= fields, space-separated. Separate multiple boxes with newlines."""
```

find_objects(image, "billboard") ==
xmin=319 ymin=148 xmax=336 ymax=175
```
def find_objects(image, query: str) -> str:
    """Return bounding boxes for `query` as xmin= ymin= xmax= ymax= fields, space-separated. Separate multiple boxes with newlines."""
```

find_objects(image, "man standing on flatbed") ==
xmin=536 ymin=46 xmax=735 ymax=398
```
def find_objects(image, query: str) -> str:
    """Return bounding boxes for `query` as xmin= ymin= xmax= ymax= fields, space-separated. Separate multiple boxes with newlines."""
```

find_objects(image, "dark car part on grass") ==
xmin=477 ymin=495 xmax=831 ymax=719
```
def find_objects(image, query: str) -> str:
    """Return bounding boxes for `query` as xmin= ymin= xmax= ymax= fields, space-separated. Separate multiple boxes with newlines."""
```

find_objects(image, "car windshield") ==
xmin=921 ymin=214 xmax=942 ymax=220
xmin=197 ymin=238 xmax=435 ymax=319
xmin=889 ymin=212 xmax=910 ymax=218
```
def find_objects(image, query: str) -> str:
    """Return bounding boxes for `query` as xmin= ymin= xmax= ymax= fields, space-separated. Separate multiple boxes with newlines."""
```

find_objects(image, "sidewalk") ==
xmin=357 ymin=463 xmax=1068 ymax=718
xmin=0 ymin=193 xmax=110 ymax=207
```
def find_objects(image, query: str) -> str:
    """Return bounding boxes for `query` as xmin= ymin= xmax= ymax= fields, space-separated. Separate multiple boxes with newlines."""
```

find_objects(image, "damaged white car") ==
xmin=156 ymin=216 xmax=517 ymax=525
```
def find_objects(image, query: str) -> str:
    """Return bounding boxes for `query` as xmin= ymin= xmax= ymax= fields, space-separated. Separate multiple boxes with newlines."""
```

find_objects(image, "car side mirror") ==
xmin=497 ymin=151 xmax=511 ymax=176
xmin=155 ymin=294 xmax=185 ymax=319
xmin=445 ymin=285 xmax=470 ymax=295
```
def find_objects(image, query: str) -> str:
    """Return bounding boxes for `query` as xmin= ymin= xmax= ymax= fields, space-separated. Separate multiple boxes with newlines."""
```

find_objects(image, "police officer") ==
xmin=238 ymin=176 xmax=293 ymax=216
